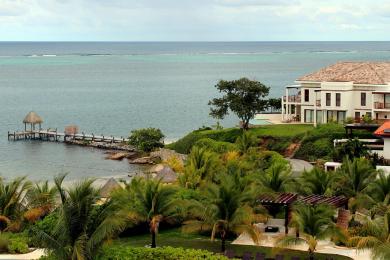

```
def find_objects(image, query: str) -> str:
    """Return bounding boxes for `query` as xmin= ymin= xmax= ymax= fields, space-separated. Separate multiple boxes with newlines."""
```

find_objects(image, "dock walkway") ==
xmin=8 ymin=129 xmax=129 ymax=143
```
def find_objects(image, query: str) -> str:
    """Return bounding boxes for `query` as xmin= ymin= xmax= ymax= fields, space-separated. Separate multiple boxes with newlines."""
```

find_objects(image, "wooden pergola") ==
xmin=23 ymin=111 xmax=43 ymax=132
xmin=257 ymin=193 xmax=348 ymax=234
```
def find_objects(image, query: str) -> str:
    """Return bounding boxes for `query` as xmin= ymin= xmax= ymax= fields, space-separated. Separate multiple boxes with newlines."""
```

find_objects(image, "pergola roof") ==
xmin=23 ymin=111 xmax=43 ymax=124
xmin=257 ymin=193 xmax=348 ymax=208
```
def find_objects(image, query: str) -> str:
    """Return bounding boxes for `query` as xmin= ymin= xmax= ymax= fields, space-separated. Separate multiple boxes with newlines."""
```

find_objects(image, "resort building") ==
xmin=282 ymin=62 xmax=390 ymax=125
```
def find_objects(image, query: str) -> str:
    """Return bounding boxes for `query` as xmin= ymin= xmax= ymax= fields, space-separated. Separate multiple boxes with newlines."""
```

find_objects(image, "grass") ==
xmin=166 ymin=124 xmax=314 ymax=154
xmin=249 ymin=124 xmax=314 ymax=137
xmin=115 ymin=228 xmax=351 ymax=260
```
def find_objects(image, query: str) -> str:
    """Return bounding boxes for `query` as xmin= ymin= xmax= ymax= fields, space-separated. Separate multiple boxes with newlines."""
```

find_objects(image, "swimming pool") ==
xmin=249 ymin=119 xmax=273 ymax=125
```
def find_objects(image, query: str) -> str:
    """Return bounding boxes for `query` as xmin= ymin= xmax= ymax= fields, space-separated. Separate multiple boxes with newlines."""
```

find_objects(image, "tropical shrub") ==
xmin=128 ymin=128 xmax=165 ymax=152
xmin=96 ymin=246 xmax=229 ymax=260
xmin=195 ymin=138 xmax=237 ymax=154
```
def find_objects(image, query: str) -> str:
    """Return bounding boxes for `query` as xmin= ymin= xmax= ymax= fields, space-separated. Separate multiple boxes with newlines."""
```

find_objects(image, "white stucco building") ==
xmin=282 ymin=62 xmax=390 ymax=125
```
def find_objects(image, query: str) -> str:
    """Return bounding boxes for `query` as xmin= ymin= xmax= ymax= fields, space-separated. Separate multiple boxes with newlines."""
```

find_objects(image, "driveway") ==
xmin=286 ymin=158 xmax=313 ymax=176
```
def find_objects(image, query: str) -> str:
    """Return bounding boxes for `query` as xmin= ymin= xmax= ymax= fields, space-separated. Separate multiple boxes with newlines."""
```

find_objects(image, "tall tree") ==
xmin=299 ymin=168 xmax=335 ymax=196
xmin=348 ymin=211 xmax=390 ymax=260
xmin=121 ymin=178 xmax=179 ymax=248
xmin=276 ymin=204 xmax=341 ymax=260
xmin=209 ymin=78 xmax=269 ymax=130
xmin=267 ymin=98 xmax=282 ymax=113
xmin=258 ymin=162 xmax=293 ymax=193
xmin=183 ymin=175 xmax=262 ymax=252
xmin=32 ymin=175 xmax=127 ymax=260
xmin=0 ymin=176 xmax=31 ymax=230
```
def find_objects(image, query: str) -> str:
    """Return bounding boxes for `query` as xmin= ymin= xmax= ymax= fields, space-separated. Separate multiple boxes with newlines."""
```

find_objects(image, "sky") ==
xmin=0 ymin=0 xmax=389 ymax=41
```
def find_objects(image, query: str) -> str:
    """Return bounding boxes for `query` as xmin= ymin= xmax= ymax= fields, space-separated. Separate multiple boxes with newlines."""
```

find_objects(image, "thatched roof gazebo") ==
xmin=23 ymin=111 xmax=43 ymax=132
xmin=100 ymin=178 xmax=122 ymax=198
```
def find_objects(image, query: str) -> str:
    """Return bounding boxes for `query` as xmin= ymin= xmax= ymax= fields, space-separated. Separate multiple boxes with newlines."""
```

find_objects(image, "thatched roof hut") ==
xmin=100 ymin=178 xmax=122 ymax=198
xmin=23 ymin=111 xmax=43 ymax=131
xmin=150 ymin=164 xmax=177 ymax=183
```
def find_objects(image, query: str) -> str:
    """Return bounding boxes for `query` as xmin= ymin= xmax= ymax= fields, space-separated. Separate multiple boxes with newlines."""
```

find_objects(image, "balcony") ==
xmin=374 ymin=102 xmax=390 ymax=110
xmin=283 ymin=95 xmax=301 ymax=103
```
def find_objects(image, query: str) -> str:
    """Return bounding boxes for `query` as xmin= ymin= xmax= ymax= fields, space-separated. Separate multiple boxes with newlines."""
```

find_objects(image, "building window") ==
xmin=326 ymin=93 xmax=331 ymax=106
xmin=361 ymin=93 xmax=366 ymax=106
xmin=336 ymin=93 xmax=341 ymax=107
xmin=304 ymin=89 xmax=309 ymax=102
xmin=304 ymin=109 xmax=314 ymax=123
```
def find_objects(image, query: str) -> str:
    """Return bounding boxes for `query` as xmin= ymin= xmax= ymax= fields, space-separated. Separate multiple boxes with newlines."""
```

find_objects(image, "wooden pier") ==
xmin=8 ymin=129 xmax=129 ymax=144
xmin=9 ymin=111 xmax=129 ymax=145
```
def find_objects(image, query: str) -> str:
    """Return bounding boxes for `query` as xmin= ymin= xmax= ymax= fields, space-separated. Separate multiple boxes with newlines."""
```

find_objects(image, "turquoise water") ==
xmin=1 ymin=42 xmax=390 ymax=180
xmin=249 ymin=119 xmax=273 ymax=125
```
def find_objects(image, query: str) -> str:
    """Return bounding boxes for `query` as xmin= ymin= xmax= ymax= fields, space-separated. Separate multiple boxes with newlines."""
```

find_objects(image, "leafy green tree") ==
xmin=299 ymin=168 xmax=335 ymax=196
xmin=128 ymin=128 xmax=164 ymax=152
xmin=0 ymin=176 xmax=31 ymax=230
xmin=32 ymin=174 xmax=127 ymax=259
xmin=276 ymin=204 xmax=341 ymax=260
xmin=120 ymin=178 xmax=179 ymax=248
xmin=348 ymin=211 xmax=390 ymax=260
xmin=258 ymin=162 xmax=294 ymax=193
xmin=235 ymin=131 xmax=257 ymax=155
xmin=267 ymin=98 xmax=281 ymax=113
xmin=209 ymin=78 xmax=270 ymax=130
xmin=183 ymin=175 xmax=261 ymax=252
xmin=369 ymin=172 xmax=390 ymax=203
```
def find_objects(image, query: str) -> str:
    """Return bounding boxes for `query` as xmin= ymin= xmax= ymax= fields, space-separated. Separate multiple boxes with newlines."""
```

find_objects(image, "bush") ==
xmin=167 ymin=128 xmax=242 ymax=154
xmin=194 ymin=138 xmax=237 ymax=154
xmin=0 ymin=236 xmax=9 ymax=253
xmin=129 ymin=128 xmax=165 ymax=152
xmin=96 ymin=246 xmax=229 ymax=260
xmin=8 ymin=240 xmax=29 ymax=254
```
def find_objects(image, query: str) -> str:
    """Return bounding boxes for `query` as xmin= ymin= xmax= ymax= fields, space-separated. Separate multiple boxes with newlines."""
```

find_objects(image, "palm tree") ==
xmin=236 ymin=131 xmax=257 ymax=154
xmin=179 ymin=147 xmax=219 ymax=188
xmin=0 ymin=176 xmax=31 ymax=230
xmin=32 ymin=174 xmax=127 ymax=259
xmin=183 ymin=175 xmax=262 ymax=252
xmin=25 ymin=180 xmax=57 ymax=219
xmin=276 ymin=203 xmax=340 ymax=260
xmin=348 ymin=211 xmax=390 ymax=260
xmin=299 ymin=168 xmax=335 ymax=195
xmin=258 ymin=162 xmax=293 ymax=193
xmin=335 ymin=158 xmax=377 ymax=217
xmin=123 ymin=177 xmax=178 ymax=248
xmin=369 ymin=172 xmax=390 ymax=203
xmin=336 ymin=158 xmax=377 ymax=198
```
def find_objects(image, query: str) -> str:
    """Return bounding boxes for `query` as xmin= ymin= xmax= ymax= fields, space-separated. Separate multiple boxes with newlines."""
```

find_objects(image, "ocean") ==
xmin=0 ymin=41 xmax=390 ymax=181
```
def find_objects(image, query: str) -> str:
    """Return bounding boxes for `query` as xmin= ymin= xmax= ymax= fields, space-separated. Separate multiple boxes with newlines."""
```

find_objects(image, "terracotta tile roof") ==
xmin=298 ymin=62 xmax=390 ymax=85
xmin=374 ymin=121 xmax=390 ymax=137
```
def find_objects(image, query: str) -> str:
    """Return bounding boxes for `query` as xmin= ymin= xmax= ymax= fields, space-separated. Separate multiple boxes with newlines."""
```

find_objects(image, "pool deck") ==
xmin=253 ymin=113 xmax=309 ymax=125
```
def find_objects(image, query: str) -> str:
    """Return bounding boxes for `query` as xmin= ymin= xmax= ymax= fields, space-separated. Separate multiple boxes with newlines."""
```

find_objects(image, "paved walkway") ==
xmin=286 ymin=158 xmax=313 ymax=176
xmin=0 ymin=249 xmax=45 ymax=260
xmin=233 ymin=232 xmax=372 ymax=260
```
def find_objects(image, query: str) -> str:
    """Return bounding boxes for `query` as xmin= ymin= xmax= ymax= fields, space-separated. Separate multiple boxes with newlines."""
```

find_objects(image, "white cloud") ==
xmin=0 ymin=0 xmax=388 ymax=40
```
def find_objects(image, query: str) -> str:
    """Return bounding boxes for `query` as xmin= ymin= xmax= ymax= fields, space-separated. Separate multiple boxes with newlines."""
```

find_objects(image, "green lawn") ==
xmin=249 ymin=124 xmax=314 ymax=137
xmin=115 ymin=228 xmax=351 ymax=260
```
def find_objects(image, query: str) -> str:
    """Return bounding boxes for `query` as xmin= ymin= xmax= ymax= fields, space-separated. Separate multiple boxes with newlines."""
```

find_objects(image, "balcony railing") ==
xmin=374 ymin=102 xmax=390 ymax=109
xmin=283 ymin=95 xmax=301 ymax=103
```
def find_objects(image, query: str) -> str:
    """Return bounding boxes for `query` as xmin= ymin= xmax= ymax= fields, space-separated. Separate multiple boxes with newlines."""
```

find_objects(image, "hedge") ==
xmin=96 ymin=246 xmax=229 ymax=260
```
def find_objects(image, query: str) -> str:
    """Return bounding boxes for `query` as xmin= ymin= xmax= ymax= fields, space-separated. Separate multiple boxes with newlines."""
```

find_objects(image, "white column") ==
xmin=285 ymin=88 xmax=289 ymax=120
xmin=314 ymin=91 xmax=317 ymax=127
xmin=281 ymin=95 xmax=285 ymax=121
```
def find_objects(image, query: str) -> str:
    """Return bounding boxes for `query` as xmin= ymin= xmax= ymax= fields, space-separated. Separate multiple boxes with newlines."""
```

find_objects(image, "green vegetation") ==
xmin=295 ymin=123 xmax=373 ymax=161
xmin=128 ymin=127 xmax=165 ymax=152
xmin=106 ymin=228 xmax=350 ymax=260
xmin=166 ymin=124 xmax=313 ymax=154
xmin=96 ymin=246 xmax=229 ymax=260
xmin=209 ymin=78 xmax=270 ymax=130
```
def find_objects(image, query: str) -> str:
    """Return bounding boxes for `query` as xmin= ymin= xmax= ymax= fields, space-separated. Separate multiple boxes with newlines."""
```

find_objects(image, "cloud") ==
xmin=0 ymin=0 xmax=389 ymax=40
